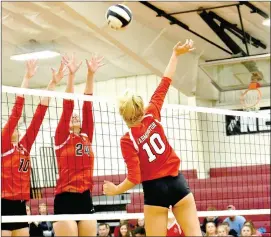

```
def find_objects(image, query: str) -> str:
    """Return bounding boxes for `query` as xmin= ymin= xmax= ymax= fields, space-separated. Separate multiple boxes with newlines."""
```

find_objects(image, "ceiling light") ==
xmin=10 ymin=50 xmax=60 ymax=61
xmin=262 ymin=18 xmax=270 ymax=26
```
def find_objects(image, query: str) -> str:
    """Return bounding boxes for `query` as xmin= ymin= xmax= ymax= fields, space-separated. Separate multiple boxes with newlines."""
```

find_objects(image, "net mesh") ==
xmin=1 ymin=86 xmax=270 ymax=233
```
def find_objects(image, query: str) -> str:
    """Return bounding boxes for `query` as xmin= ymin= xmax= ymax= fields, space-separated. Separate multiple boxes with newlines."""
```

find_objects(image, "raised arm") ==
xmin=18 ymin=60 xmax=38 ymax=96
xmin=40 ymin=61 xmax=67 ymax=106
xmin=55 ymin=54 xmax=82 ymax=146
xmin=81 ymin=55 xmax=104 ymax=142
xmin=62 ymin=53 xmax=82 ymax=94
xmin=20 ymin=61 xmax=66 ymax=152
xmin=1 ymin=96 xmax=24 ymax=153
xmin=146 ymin=39 xmax=195 ymax=120
xmin=1 ymin=60 xmax=36 ymax=153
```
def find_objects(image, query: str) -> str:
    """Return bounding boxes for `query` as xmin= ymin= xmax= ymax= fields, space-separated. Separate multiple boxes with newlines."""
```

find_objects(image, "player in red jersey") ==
xmin=1 ymin=59 xmax=65 ymax=237
xmin=53 ymin=53 xmax=104 ymax=237
xmin=103 ymin=40 xmax=202 ymax=236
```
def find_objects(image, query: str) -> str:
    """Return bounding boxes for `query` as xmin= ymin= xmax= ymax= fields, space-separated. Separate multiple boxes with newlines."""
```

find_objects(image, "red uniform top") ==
xmin=167 ymin=220 xmax=184 ymax=237
xmin=1 ymin=96 xmax=48 ymax=200
xmin=54 ymin=98 xmax=94 ymax=194
xmin=120 ymin=77 xmax=180 ymax=184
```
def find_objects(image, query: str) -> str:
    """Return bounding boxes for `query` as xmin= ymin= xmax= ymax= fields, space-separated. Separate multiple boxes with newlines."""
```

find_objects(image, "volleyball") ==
xmin=106 ymin=4 xmax=132 ymax=30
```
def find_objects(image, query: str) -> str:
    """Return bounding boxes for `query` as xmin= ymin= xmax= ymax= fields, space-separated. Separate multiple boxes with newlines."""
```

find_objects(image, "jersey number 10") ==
xmin=18 ymin=158 xmax=30 ymax=172
xmin=142 ymin=133 xmax=165 ymax=162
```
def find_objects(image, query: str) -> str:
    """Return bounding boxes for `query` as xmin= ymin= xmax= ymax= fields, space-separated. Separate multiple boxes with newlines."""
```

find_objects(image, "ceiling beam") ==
xmin=140 ymin=1 xmax=233 ymax=55
xmin=168 ymin=3 xmax=240 ymax=16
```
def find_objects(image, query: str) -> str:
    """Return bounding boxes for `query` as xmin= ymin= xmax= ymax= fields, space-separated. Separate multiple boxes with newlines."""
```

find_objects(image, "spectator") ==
xmin=118 ymin=223 xmax=132 ymax=237
xmin=39 ymin=203 xmax=48 ymax=215
xmin=98 ymin=223 xmax=106 ymax=237
xmin=221 ymin=222 xmax=238 ymax=237
xmin=105 ymin=223 xmax=111 ymax=237
xmin=217 ymin=224 xmax=230 ymax=236
xmin=114 ymin=220 xmax=127 ymax=237
xmin=133 ymin=227 xmax=146 ymax=237
xmin=205 ymin=222 xmax=217 ymax=236
xmin=114 ymin=220 xmax=133 ymax=237
xmin=244 ymin=221 xmax=262 ymax=236
xmin=241 ymin=225 xmax=254 ymax=236
xmin=26 ymin=205 xmax=43 ymax=237
xmin=98 ymin=223 xmax=110 ymax=237
xmin=223 ymin=205 xmax=246 ymax=235
xmin=38 ymin=203 xmax=54 ymax=237
xmin=136 ymin=218 xmax=145 ymax=228
xmin=201 ymin=207 xmax=222 ymax=233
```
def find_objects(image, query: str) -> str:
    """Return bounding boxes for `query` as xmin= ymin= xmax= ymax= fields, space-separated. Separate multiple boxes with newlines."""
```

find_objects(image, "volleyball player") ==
xmin=103 ymin=40 xmax=202 ymax=236
xmin=53 ymin=53 xmax=104 ymax=236
xmin=1 ymin=59 xmax=66 ymax=237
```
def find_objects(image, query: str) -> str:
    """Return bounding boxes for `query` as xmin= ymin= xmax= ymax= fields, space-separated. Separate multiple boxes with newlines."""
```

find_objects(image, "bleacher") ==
xmin=28 ymin=164 xmax=270 ymax=234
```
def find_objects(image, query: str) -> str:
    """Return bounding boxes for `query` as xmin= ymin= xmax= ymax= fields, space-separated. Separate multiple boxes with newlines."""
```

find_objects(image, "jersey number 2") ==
xmin=142 ymin=133 xmax=165 ymax=162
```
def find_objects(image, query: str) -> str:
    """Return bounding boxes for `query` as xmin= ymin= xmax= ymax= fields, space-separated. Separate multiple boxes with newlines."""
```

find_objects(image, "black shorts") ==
xmin=142 ymin=172 xmax=191 ymax=208
xmin=1 ymin=199 xmax=29 ymax=231
xmin=54 ymin=189 xmax=95 ymax=216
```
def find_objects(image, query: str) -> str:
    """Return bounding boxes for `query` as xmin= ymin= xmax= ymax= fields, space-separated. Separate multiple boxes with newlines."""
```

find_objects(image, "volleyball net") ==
xmin=1 ymin=86 xmax=270 ymax=229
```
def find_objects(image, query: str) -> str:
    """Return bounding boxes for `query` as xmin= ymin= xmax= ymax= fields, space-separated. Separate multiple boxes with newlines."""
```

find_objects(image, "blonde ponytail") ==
xmin=118 ymin=90 xmax=144 ymax=127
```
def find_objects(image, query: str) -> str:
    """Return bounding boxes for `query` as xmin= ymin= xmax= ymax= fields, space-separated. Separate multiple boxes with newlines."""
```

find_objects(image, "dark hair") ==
xmin=221 ymin=222 xmax=230 ymax=227
xmin=205 ymin=221 xmax=217 ymax=236
xmin=133 ymin=227 xmax=146 ymax=236
xmin=99 ymin=223 xmax=107 ymax=228
xmin=206 ymin=221 xmax=216 ymax=227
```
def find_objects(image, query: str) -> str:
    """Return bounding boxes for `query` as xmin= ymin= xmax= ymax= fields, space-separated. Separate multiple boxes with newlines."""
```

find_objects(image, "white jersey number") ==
xmin=142 ymin=133 xmax=165 ymax=162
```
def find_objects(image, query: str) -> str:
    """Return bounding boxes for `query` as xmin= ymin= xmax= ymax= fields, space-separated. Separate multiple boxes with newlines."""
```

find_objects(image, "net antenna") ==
xmin=240 ymin=71 xmax=263 ymax=111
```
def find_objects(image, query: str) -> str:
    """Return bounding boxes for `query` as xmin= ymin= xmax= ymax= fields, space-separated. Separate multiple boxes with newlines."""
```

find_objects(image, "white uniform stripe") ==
xmin=54 ymin=136 xmax=70 ymax=150
xmin=154 ymin=119 xmax=163 ymax=125
xmin=143 ymin=114 xmax=153 ymax=119
xmin=2 ymin=148 xmax=15 ymax=157
xmin=81 ymin=133 xmax=88 ymax=137
xmin=128 ymin=130 xmax=138 ymax=152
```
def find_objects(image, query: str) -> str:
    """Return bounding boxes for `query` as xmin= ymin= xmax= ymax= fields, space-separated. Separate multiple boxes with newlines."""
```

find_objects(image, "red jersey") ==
xmin=120 ymin=77 xmax=180 ymax=184
xmin=1 ymin=96 xmax=48 ymax=200
xmin=167 ymin=220 xmax=184 ymax=236
xmin=54 ymin=98 xmax=94 ymax=194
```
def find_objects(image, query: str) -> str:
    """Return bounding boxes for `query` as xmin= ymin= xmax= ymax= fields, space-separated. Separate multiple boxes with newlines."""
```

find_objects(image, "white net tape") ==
xmin=2 ymin=86 xmax=269 ymax=119
xmin=2 ymin=209 xmax=270 ymax=223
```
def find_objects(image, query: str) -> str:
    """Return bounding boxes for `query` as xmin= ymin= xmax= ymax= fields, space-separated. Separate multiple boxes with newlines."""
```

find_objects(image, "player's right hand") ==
xmin=51 ymin=60 xmax=67 ymax=85
xmin=25 ymin=59 xmax=38 ymax=79
xmin=62 ymin=53 xmax=82 ymax=75
xmin=173 ymin=39 xmax=195 ymax=56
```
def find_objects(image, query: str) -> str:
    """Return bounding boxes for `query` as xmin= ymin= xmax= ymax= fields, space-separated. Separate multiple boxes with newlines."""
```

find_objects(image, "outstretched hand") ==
xmin=62 ymin=53 xmax=82 ymax=75
xmin=25 ymin=59 xmax=38 ymax=79
xmin=86 ymin=54 xmax=105 ymax=74
xmin=51 ymin=61 xmax=67 ymax=85
xmin=173 ymin=39 xmax=195 ymax=56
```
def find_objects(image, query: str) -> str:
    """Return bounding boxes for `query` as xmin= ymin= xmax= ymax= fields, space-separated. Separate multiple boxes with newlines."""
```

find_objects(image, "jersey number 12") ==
xmin=142 ymin=133 xmax=165 ymax=162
